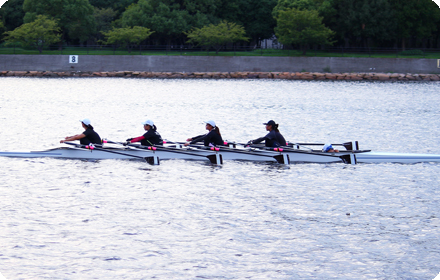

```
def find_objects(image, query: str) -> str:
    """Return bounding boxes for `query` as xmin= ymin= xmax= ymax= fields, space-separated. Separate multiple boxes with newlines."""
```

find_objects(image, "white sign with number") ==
xmin=69 ymin=55 xmax=78 ymax=63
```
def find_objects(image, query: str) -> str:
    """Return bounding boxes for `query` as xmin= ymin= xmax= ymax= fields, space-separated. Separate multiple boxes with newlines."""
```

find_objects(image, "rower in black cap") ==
xmin=248 ymin=120 xmax=286 ymax=147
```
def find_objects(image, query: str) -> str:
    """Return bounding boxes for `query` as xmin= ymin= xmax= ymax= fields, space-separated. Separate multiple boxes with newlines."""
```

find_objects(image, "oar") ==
xmin=165 ymin=140 xmax=290 ymax=164
xmin=63 ymin=142 xmax=160 ymax=165
xmin=226 ymin=140 xmax=359 ymax=151
xmin=103 ymin=139 xmax=222 ymax=165
xmin=287 ymin=141 xmax=359 ymax=151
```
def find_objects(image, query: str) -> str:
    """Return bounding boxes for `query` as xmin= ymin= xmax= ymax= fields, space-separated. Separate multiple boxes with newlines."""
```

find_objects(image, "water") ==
xmin=0 ymin=78 xmax=440 ymax=279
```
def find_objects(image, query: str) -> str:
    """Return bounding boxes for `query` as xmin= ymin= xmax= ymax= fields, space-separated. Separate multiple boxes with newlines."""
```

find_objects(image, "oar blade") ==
xmin=273 ymin=154 xmax=290 ymax=164
xmin=339 ymin=154 xmax=357 ymax=164
xmin=206 ymin=154 xmax=223 ymax=165
xmin=145 ymin=156 xmax=160 ymax=165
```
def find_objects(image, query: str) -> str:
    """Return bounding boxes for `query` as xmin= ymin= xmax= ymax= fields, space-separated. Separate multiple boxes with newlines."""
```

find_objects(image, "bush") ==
xmin=399 ymin=49 xmax=424 ymax=56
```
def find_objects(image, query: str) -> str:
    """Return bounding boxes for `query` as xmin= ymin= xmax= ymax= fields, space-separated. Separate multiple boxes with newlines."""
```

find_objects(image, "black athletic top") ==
xmin=81 ymin=128 xmax=101 ymax=145
xmin=252 ymin=130 xmax=286 ymax=147
xmin=140 ymin=129 xmax=163 ymax=146
xmin=190 ymin=130 xmax=223 ymax=146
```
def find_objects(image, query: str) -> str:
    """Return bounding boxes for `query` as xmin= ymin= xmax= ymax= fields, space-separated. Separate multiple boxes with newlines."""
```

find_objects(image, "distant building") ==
xmin=260 ymin=35 xmax=283 ymax=49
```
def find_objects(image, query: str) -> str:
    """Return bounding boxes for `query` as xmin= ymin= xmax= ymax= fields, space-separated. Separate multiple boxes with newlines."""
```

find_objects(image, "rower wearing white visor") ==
xmin=248 ymin=120 xmax=286 ymax=147
xmin=60 ymin=118 xmax=101 ymax=145
xmin=185 ymin=120 xmax=224 ymax=147
xmin=125 ymin=119 xmax=163 ymax=146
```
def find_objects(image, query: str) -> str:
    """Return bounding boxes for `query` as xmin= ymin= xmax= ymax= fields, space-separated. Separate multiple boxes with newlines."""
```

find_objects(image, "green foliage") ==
xmin=100 ymin=26 xmax=154 ymax=52
xmin=186 ymin=20 xmax=249 ymax=54
xmin=399 ymin=49 xmax=424 ymax=56
xmin=121 ymin=0 xmax=217 ymax=45
xmin=3 ymin=15 xmax=61 ymax=53
xmin=89 ymin=0 xmax=137 ymax=18
xmin=275 ymin=8 xmax=334 ymax=55
xmin=0 ymin=21 xmax=4 ymax=42
xmin=1 ymin=0 xmax=440 ymax=51
xmin=23 ymin=0 xmax=96 ymax=43
xmin=0 ymin=0 xmax=25 ymax=32
xmin=93 ymin=7 xmax=117 ymax=41
xmin=215 ymin=0 xmax=277 ymax=45
xmin=272 ymin=0 xmax=324 ymax=18
xmin=325 ymin=0 xmax=396 ymax=48
xmin=389 ymin=0 xmax=440 ymax=50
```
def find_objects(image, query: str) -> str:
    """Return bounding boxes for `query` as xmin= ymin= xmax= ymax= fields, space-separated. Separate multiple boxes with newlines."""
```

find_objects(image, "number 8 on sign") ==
xmin=69 ymin=55 xmax=78 ymax=63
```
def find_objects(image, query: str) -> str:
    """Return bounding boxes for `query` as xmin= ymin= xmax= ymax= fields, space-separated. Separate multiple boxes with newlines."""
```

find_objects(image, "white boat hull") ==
xmin=2 ymin=146 xmax=440 ymax=165
xmin=282 ymin=150 xmax=346 ymax=163
xmin=0 ymin=146 xmax=344 ymax=164
xmin=356 ymin=152 xmax=440 ymax=163
xmin=0 ymin=147 xmax=214 ymax=161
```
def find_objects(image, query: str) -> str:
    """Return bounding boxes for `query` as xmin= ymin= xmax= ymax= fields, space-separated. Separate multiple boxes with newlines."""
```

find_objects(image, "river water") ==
xmin=0 ymin=77 xmax=439 ymax=279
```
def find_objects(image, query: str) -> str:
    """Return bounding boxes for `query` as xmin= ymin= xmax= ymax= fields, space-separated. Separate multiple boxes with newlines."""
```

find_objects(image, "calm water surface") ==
xmin=0 ymin=78 xmax=439 ymax=279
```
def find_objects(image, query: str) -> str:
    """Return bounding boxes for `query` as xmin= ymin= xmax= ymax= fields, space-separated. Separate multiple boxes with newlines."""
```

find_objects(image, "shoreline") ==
xmin=1 ymin=70 xmax=440 ymax=81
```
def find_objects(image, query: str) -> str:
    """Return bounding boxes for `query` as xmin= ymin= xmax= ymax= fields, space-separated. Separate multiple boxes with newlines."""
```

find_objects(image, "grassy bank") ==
xmin=1 ymin=46 xmax=439 ymax=59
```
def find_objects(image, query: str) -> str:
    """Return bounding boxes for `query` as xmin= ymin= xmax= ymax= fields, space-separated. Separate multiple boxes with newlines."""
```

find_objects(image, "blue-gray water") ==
xmin=0 ymin=78 xmax=439 ymax=279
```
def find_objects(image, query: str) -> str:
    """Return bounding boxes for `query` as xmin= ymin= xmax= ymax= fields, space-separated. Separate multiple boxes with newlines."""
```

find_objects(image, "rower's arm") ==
xmin=60 ymin=134 xmax=86 ymax=143
xmin=190 ymin=135 xmax=205 ymax=144
xmin=252 ymin=137 xmax=265 ymax=144
xmin=130 ymin=136 xmax=145 ymax=143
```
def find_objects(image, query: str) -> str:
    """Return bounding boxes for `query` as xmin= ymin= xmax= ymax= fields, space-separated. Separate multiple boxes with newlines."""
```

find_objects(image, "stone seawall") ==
xmin=1 ymin=70 xmax=440 ymax=81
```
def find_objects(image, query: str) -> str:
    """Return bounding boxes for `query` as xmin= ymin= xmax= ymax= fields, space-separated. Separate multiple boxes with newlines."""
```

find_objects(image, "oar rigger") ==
xmin=63 ymin=141 xmax=160 ymax=165
xmin=103 ymin=139 xmax=223 ymax=165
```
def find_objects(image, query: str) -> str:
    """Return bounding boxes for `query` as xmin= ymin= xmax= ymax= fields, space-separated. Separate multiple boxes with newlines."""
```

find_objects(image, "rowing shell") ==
xmin=1 ymin=143 xmax=440 ymax=165
xmin=0 ymin=145 xmax=345 ymax=164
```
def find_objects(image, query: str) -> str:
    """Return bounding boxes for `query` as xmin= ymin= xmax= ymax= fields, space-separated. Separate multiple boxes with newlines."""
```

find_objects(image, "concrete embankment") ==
xmin=1 ymin=55 xmax=440 ymax=74
xmin=1 ymin=70 xmax=440 ymax=81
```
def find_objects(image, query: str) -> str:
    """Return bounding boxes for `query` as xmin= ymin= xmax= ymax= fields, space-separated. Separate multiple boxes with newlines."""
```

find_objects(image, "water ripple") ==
xmin=0 ymin=78 xmax=439 ymax=279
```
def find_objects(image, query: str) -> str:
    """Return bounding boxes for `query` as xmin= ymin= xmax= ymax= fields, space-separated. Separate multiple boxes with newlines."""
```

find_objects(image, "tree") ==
xmin=89 ymin=0 xmax=137 ymax=18
xmin=242 ymin=0 xmax=278 ymax=45
xmin=323 ymin=0 xmax=396 ymax=48
xmin=121 ymin=0 xmax=219 ymax=46
xmin=0 ymin=0 xmax=25 ymax=32
xmin=186 ymin=20 xmax=249 ymax=54
xmin=121 ymin=0 xmax=191 ymax=46
xmin=23 ymin=0 xmax=96 ymax=44
xmin=0 ymin=21 xmax=4 ymax=42
xmin=3 ymin=15 xmax=61 ymax=53
xmin=215 ymin=0 xmax=277 ymax=46
xmin=275 ymin=8 xmax=334 ymax=55
xmin=101 ymin=26 xmax=154 ymax=52
xmin=389 ymin=0 xmax=440 ymax=50
xmin=272 ymin=0 xmax=324 ymax=18
xmin=93 ymin=7 xmax=117 ymax=42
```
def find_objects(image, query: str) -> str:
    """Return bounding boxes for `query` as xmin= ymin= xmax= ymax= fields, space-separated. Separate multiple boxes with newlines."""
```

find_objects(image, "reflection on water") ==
xmin=0 ymin=78 xmax=439 ymax=279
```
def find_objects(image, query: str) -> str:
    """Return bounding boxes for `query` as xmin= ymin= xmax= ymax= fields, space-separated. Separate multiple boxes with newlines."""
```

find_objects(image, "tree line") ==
xmin=0 ymin=0 xmax=439 ymax=54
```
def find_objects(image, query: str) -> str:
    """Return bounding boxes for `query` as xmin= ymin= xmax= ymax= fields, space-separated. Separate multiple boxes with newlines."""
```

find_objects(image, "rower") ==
xmin=60 ymin=118 xmax=102 ymax=145
xmin=248 ymin=120 xmax=286 ymax=147
xmin=125 ymin=119 xmax=163 ymax=146
xmin=322 ymin=143 xmax=339 ymax=153
xmin=184 ymin=120 xmax=223 ymax=147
